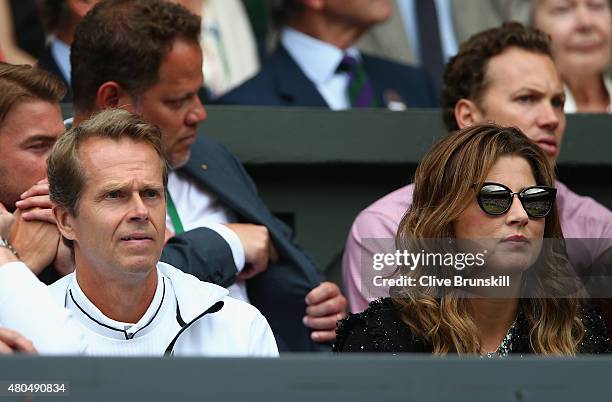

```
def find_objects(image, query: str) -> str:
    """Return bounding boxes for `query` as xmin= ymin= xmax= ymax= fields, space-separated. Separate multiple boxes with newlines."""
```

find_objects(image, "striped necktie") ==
xmin=337 ymin=54 xmax=378 ymax=108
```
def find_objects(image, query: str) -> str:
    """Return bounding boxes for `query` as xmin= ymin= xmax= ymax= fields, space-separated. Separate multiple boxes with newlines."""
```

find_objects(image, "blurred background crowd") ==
xmin=1 ymin=0 xmax=610 ymax=112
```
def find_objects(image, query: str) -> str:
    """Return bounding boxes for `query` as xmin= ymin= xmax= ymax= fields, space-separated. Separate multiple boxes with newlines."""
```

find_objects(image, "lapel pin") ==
xmin=384 ymin=89 xmax=407 ymax=111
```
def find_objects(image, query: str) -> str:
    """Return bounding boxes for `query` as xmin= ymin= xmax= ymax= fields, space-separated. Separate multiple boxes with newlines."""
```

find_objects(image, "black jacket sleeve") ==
xmin=160 ymin=227 xmax=238 ymax=288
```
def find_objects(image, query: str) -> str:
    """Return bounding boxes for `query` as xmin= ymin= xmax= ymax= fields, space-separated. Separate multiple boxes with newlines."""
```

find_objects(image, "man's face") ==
xmin=0 ymin=100 xmax=64 ymax=210
xmin=321 ymin=0 xmax=392 ymax=29
xmin=473 ymin=47 xmax=566 ymax=160
xmin=64 ymin=137 xmax=166 ymax=280
xmin=130 ymin=39 xmax=206 ymax=169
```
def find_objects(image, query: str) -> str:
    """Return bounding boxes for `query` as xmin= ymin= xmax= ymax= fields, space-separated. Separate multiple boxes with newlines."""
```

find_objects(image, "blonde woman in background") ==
xmin=532 ymin=0 xmax=612 ymax=113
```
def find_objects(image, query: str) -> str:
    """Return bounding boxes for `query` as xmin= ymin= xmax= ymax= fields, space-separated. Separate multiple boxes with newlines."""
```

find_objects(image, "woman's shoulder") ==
xmin=333 ymin=298 xmax=430 ymax=353
xmin=578 ymin=304 xmax=612 ymax=354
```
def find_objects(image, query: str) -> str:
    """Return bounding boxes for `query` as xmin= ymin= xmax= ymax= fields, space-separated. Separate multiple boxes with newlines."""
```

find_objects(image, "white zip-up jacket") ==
xmin=0 ymin=261 xmax=278 ymax=357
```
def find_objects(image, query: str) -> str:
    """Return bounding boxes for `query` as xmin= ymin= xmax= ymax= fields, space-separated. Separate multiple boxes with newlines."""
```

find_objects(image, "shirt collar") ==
xmin=66 ymin=268 xmax=170 ymax=340
xmin=49 ymin=37 xmax=71 ymax=84
xmin=280 ymin=27 xmax=361 ymax=85
xmin=564 ymin=74 xmax=612 ymax=113
xmin=604 ymin=74 xmax=612 ymax=112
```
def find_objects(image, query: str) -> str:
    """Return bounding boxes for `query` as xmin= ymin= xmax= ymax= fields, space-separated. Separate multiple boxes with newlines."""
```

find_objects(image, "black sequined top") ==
xmin=333 ymin=298 xmax=611 ymax=354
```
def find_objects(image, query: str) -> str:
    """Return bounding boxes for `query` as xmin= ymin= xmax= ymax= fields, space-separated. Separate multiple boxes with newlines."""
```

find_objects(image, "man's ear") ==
xmin=96 ymin=82 xmax=137 ymax=112
xmin=454 ymin=98 xmax=485 ymax=129
xmin=53 ymin=206 xmax=76 ymax=243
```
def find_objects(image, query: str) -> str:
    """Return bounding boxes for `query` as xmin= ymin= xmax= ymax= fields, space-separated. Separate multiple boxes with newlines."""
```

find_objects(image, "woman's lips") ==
xmin=503 ymin=235 xmax=529 ymax=243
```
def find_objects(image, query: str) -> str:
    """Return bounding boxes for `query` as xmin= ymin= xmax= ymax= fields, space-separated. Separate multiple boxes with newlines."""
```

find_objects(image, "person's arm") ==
xmin=342 ymin=208 xmax=403 ymax=313
xmin=342 ymin=219 xmax=377 ymax=313
xmin=161 ymin=227 xmax=239 ymax=287
xmin=0 ymin=261 xmax=86 ymax=354
xmin=0 ymin=203 xmax=85 ymax=354
xmin=221 ymin=146 xmax=346 ymax=344
xmin=332 ymin=313 xmax=377 ymax=353
xmin=247 ymin=311 xmax=279 ymax=357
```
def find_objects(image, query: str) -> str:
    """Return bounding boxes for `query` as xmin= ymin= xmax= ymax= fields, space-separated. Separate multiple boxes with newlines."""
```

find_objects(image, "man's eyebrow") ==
xmin=512 ymin=85 xmax=543 ymax=93
xmin=141 ymin=183 xmax=165 ymax=191
xmin=20 ymin=134 xmax=59 ymax=143
xmin=97 ymin=181 xmax=164 ymax=194
xmin=96 ymin=182 xmax=129 ymax=195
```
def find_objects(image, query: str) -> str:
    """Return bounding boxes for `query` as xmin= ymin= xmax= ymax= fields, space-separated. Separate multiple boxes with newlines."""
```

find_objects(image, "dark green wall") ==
xmin=200 ymin=107 xmax=612 ymax=285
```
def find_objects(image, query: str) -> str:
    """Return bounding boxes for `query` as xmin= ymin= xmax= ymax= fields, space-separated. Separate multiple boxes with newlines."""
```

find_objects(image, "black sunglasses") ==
xmin=476 ymin=182 xmax=557 ymax=218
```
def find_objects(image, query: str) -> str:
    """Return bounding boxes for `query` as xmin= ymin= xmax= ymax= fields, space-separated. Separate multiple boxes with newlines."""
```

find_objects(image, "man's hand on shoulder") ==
xmin=225 ymin=223 xmax=278 ymax=280
xmin=304 ymin=282 xmax=347 ymax=343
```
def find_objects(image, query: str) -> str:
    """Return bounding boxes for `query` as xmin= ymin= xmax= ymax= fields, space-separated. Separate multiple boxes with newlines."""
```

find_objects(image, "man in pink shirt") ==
xmin=343 ymin=22 xmax=612 ymax=312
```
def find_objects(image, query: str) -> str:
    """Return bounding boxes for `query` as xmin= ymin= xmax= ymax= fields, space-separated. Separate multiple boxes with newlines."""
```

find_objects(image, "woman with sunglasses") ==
xmin=334 ymin=123 xmax=610 ymax=356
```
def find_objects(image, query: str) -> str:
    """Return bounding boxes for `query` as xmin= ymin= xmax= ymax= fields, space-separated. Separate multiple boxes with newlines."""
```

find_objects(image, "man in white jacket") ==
xmin=0 ymin=108 xmax=278 ymax=357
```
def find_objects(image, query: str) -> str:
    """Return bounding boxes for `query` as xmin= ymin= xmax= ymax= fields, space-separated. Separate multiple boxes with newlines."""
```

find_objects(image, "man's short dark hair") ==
xmin=441 ymin=22 xmax=553 ymax=131
xmin=36 ymin=0 xmax=70 ymax=34
xmin=71 ymin=0 xmax=201 ymax=114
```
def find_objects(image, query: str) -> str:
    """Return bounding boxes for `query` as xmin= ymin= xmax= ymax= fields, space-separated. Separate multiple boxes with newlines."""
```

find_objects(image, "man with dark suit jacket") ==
xmin=35 ymin=0 xmax=101 ymax=103
xmin=51 ymin=0 xmax=345 ymax=352
xmin=216 ymin=0 xmax=438 ymax=109
xmin=356 ymin=0 xmax=517 ymax=90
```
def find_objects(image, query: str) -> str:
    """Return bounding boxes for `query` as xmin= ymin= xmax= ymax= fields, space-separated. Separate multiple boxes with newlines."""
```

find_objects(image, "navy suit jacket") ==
xmin=37 ymin=46 xmax=73 ymax=103
xmin=215 ymin=44 xmax=438 ymax=108
xmin=160 ymin=135 xmax=326 ymax=351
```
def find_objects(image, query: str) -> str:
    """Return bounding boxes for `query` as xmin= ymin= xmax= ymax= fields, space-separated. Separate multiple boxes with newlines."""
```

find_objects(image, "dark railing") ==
xmin=1 ymin=354 xmax=612 ymax=401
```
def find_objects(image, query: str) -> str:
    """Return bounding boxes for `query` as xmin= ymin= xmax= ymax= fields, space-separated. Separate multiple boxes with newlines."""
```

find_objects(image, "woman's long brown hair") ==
xmin=394 ymin=123 xmax=583 ymax=355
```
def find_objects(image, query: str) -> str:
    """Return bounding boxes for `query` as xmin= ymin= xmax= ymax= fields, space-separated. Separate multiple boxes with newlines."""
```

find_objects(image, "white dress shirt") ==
xmin=280 ymin=28 xmax=362 ymax=110
xmin=166 ymin=171 xmax=249 ymax=302
xmin=50 ymin=37 xmax=71 ymax=84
